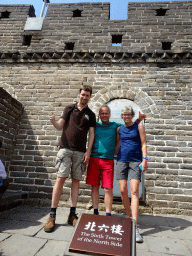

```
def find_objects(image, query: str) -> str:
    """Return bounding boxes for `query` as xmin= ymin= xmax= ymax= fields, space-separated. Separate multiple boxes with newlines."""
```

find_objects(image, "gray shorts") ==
xmin=115 ymin=161 xmax=141 ymax=181
xmin=55 ymin=148 xmax=84 ymax=180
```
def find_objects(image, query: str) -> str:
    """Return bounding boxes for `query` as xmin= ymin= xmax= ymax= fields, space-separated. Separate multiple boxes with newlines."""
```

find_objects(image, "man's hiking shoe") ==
xmin=68 ymin=213 xmax=78 ymax=226
xmin=136 ymin=228 xmax=143 ymax=243
xmin=44 ymin=216 xmax=56 ymax=232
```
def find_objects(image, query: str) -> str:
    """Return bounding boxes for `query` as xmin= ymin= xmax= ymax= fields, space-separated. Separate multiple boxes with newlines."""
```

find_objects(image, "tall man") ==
xmin=44 ymin=85 xmax=96 ymax=232
xmin=86 ymin=105 xmax=145 ymax=217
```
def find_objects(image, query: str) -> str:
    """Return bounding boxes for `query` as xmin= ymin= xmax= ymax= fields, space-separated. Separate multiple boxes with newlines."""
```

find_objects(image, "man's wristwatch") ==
xmin=143 ymin=157 xmax=148 ymax=160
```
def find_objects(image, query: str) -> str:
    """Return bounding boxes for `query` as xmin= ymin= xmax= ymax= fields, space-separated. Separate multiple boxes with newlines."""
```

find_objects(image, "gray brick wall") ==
xmin=0 ymin=87 xmax=23 ymax=174
xmin=0 ymin=1 xmax=191 ymax=215
xmin=0 ymin=2 xmax=191 ymax=53
xmin=0 ymin=62 xmax=191 ymax=215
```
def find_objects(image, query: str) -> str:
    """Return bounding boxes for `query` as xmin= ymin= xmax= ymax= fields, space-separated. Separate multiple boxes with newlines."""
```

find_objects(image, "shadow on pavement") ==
xmin=0 ymin=206 xmax=50 ymax=233
xmin=139 ymin=214 xmax=192 ymax=237
xmin=112 ymin=212 xmax=192 ymax=237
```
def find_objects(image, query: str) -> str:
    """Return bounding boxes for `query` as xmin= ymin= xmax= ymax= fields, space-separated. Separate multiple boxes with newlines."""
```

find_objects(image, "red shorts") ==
xmin=86 ymin=157 xmax=114 ymax=189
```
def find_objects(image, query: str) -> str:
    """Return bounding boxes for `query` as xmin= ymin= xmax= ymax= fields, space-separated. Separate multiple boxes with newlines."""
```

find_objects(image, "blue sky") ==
xmin=0 ymin=0 xmax=188 ymax=19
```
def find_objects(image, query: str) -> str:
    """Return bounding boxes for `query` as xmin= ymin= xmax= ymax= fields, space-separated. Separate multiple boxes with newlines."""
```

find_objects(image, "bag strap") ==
xmin=65 ymin=103 xmax=76 ymax=122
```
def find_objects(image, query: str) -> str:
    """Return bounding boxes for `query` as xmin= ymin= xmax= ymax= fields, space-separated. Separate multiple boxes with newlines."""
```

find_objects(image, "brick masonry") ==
xmin=0 ymin=87 xmax=23 ymax=171
xmin=0 ymin=1 xmax=192 ymax=215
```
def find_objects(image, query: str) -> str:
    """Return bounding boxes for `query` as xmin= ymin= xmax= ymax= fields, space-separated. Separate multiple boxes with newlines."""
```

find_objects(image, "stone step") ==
xmin=0 ymin=190 xmax=28 ymax=212
xmin=58 ymin=198 xmax=153 ymax=215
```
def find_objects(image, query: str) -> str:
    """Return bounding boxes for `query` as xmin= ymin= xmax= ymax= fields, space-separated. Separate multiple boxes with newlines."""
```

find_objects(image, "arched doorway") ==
xmin=107 ymin=99 xmax=142 ymax=123
xmin=99 ymin=99 xmax=145 ymax=201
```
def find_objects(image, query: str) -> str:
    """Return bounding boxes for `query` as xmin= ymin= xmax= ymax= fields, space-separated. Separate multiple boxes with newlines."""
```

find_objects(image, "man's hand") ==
xmin=114 ymin=140 xmax=121 ymax=157
xmin=139 ymin=112 xmax=146 ymax=121
xmin=50 ymin=112 xmax=56 ymax=124
xmin=82 ymin=151 xmax=90 ymax=164
xmin=50 ymin=112 xmax=65 ymax=130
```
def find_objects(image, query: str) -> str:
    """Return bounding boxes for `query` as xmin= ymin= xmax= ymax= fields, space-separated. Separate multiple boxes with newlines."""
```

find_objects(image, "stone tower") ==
xmin=0 ymin=1 xmax=192 ymax=215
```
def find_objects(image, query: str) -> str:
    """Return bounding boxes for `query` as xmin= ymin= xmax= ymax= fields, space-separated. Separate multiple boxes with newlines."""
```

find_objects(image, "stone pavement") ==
xmin=0 ymin=205 xmax=192 ymax=256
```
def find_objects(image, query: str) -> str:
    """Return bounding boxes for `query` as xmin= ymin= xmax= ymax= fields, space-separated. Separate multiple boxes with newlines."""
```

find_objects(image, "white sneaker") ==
xmin=136 ymin=228 xmax=143 ymax=243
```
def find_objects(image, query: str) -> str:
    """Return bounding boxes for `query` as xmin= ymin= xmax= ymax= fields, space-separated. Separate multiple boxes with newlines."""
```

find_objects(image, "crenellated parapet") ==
xmin=0 ymin=2 xmax=191 ymax=53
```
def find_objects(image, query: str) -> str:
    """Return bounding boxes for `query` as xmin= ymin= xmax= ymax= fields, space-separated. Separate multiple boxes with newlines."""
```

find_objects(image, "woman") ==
xmin=115 ymin=106 xmax=147 ymax=243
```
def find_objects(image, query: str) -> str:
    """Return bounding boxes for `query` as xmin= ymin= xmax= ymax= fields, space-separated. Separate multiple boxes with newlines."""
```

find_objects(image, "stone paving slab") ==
xmin=138 ymin=214 xmax=192 ymax=228
xmin=158 ymin=225 xmax=192 ymax=240
xmin=138 ymin=214 xmax=169 ymax=227
xmin=135 ymin=235 xmax=149 ymax=251
xmin=144 ymin=236 xmax=191 ymax=256
xmin=165 ymin=215 xmax=192 ymax=227
xmin=36 ymin=240 xmax=69 ymax=256
xmin=138 ymin=226 xmax=162 ymax=238
xmin=0 ymin=232 xmax=11 ymax=242
xmin=0 ymin=234 xmax=47 ymax=256
xmin=0 ymin=218 xmax=44 ymax=236
xmin=36 ymin=224 xmax=74 ymax=242
xmin=0 ymin=206 xmax=192 ymax=256
xmin=140 ymin=225 xmax=192 ymax=240
xmin=0 ymin=207 xmax=49 ymax=223
xmin=136 ymin=251 xmax=176 ymax=256
xmin=183 ymin=239 xmax=192 ymax=253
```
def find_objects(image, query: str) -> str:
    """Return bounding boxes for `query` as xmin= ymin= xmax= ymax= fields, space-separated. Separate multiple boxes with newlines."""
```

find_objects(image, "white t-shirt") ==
xmin=0 ymin=160 xmax=7 ymax=179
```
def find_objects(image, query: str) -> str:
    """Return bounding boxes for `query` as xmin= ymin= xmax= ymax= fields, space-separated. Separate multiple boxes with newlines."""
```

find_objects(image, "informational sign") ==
xmin=69 ymin=213 xmax=135 ymax=256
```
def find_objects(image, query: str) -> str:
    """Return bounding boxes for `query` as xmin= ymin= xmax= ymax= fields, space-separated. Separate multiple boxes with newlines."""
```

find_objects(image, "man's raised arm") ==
xmin=50 ymin=112 xmax=65 ymax=130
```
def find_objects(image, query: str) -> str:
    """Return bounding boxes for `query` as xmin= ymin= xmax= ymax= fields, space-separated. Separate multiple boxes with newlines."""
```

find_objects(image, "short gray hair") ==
xmin=121 ymin=106 xmax=135 ymax=118
xmin=99 ymin=105 xmax=111 ymax=114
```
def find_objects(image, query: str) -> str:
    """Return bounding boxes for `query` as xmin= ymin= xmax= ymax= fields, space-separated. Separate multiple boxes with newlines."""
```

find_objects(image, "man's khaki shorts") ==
xmin=55 ymin=148 xmax=84 ymax=180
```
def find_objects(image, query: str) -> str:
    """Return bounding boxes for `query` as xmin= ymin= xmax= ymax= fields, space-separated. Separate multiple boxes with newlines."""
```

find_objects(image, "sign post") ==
xmin=65 ymin=213 xmax=136 ymax=256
